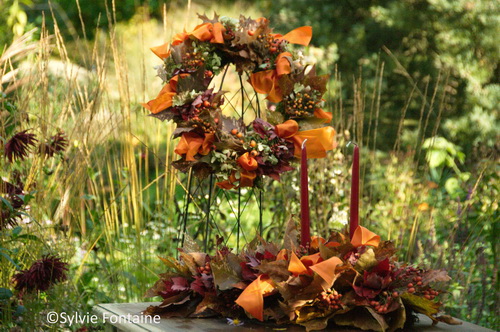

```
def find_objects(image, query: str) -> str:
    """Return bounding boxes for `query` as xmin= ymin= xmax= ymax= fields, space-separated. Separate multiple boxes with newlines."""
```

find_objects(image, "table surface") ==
xmin=93 ymin=302 xmax=494 ymax=332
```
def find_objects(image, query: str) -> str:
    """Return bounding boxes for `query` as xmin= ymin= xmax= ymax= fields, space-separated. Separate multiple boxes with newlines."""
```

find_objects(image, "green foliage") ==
xmin=259 ymin=0 xmax=499 ymax=153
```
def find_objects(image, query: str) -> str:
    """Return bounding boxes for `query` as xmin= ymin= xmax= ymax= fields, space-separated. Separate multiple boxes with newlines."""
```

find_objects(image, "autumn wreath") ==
xmin=142 ymin=14 xmax=336 ymax=189
xmin=142 ymin=14 xmax=459 ymax=331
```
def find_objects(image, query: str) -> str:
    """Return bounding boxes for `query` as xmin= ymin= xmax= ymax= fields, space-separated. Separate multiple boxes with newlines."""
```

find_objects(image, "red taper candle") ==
xmin=349 ymin=144 xmax=360 ymax=239
xmin=300 ymin=139 xmax=311 ymax=247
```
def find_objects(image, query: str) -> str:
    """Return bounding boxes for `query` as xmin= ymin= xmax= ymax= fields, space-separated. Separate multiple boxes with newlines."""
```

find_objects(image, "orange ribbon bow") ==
xmin=174 ymin=132 xmax=215 ymax=161
xmin=215 ymin=152 xmax=258 ymax=189
xmin=142 ymin=74 xmax=188 ymax=114
xmin=150 ymin=23 xmax=225 ymax=60
xmin=350 ymin=226 xmax=381 ymax=248
xmin=271 ymin=26 xmax=313 ymax=46
xmin=275 ymin=120 xmax=337 ymax=158
xmin=288 ymin=251 xmax=342 ymax=287
xmin=235 ymin=275 xmax=276 ymax=321
xmin=249 ymin=52 xmax=292 ymax=103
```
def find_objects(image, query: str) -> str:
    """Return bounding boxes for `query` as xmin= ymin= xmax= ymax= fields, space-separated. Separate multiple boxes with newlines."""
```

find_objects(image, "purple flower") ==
xmin=13 ymin=255 xmax=68 ymax=292
xmin=4 ymin=130 xmax=37 ymax=162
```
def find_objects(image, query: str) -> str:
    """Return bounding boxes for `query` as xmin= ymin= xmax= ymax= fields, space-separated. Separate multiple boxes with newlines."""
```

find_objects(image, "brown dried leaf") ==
xmin=197 ymin=12 xmax=220 ymax=24
xmin=191 ymin=293 xmax=218 ymax=317
xmin=422 ymin=269 xmax=451 ymax=285
xmin=387 ymin=298 xmax=406 ymax=332
xmin=157 ymin=256 xmax=189 ymax=275
xmin=256 ymin=260 xmax=290 ymax=281
xmin=179 ymin=252 xmax=199 ymax=275
xmin=374 ymin=241 xmax=396 ymax=261
xmin=211 ymin=257 xmax=242 ymax=291
xmin=148 ymin=110 xmax=176 ymax=122
xmin=283 ymin=216 xmax=299 ymax=252
xmin=334 ymin=306 xmax=388 ymax=332
xmin=434 ymin=315 xmax=462 ymax=325
xmin=181 ymin=234 xmax=201 ymax=253
xmin=144 ymin=278 xmax=166 ymax=298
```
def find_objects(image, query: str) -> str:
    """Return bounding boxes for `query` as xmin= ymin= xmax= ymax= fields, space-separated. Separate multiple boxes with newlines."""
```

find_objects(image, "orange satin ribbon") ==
xmin=215 ymin=152 xmax=259 ymax=189
xmin=190 ymin=22 xmax=225 ymax=43
xmin=288 ymin=251 xmax=342 ymax=287
xmin=271 ymin=26 xmax=313 ymax=46
xmin=142 ymin=74 xmax=188 ymax=114
xmin=314 ymin=108 xmax=333 ymax=123
xmin=174 ymin=132 xmax=214 ymax=161
xmin=235 ymin=275 xmax=276 ymax=321
xmin=275 ymin=120 xmax=337 ymax=159
xmin=249 ymin=52 xmax=292 ymax=103
xmin=150 ymin=23 xmax=225 ymax=60
xmin=237 ymin=152 xmax=258 ymax=171
xmin=350 ymin=226 xmax=380 ymax=248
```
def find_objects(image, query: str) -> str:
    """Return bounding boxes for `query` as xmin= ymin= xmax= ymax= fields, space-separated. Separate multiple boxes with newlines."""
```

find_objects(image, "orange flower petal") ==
xmin=351 ymin=226 xmax=381 ymax=248
xmin=292 ymin=126 xmax=337 ymax=158
xmin=288 ymin=251 xmax=308 ymax=276
xmin=309 ymin=256 xmax=342 ymax=287
xmin=150 ymin=42 xmax=171 ymax=59
xmin=275 ymin=120 xmax=299 ymax=139
xmin=281 ymin=26 xmax=313 ymax=46
xmin=235 ymin=275 xmax=275 ymax=321
xmin=313 ymin=108 xmax=333 ymax=123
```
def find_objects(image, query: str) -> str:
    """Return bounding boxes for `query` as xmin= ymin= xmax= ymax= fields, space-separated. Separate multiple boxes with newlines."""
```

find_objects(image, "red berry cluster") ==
xmin=423 ymin=288 xmax=440 ymax=300
xmin=318 ymin=289 xmax=343 ymax=310
xmin=198 ymin=262 xmax=211 ymax=275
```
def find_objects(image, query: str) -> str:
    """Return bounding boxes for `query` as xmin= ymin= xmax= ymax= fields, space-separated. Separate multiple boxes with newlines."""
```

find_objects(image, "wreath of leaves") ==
xmin=144 ymin=14 xmax=335 ymax=189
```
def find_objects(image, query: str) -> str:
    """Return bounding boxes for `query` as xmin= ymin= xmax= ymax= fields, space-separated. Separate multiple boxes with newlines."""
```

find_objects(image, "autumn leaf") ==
xmin=434 ymin=315 xmax=462 ymax=325
xmin=355 ymin=248 xmax=378 ymax=272
xmin=334 ymin=306 xmax=388 ymax=332
xmin=401 ymin=292 xmax=440 ymax=318
xmin=158 ymin=256 xmax=189 ymax=275
xmin=179 ymin=252 xmax=199 ymax=275
xmin=386 ymin=298 xmax=406 ymax=332
xmin=422 ymin=269 xmax=451 ymax=285
xmin=257 ymin=260 xmax=290 ymax=281
xmin=211 ymin=257 xmax=242 ymax=291
xmin=283 ymin=216 xmax=299 ymax=251
xmin=148 ymin=109 xmax=176 ymax=122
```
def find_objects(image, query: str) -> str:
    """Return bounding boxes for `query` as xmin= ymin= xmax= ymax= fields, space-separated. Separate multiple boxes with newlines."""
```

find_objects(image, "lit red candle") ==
xmin=300 ymin=140 xmax=311 ymax=247
xmin=349 ymin=144 xmax=359 ymax=239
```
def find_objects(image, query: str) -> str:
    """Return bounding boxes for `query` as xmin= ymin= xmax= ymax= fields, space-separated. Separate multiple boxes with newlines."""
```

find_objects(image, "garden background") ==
xmin=0 ymin=0 xmax=498 ymax=330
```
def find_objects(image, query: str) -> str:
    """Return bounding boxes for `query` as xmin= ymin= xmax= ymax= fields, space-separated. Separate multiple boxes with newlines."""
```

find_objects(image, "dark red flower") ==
xmin=13 ymin=255 xmax=68 ymax=292
xmin=39 ymin=131 xmax=68 ymax=157
xmin=4 ymin=130 xmax=37 ymax=162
